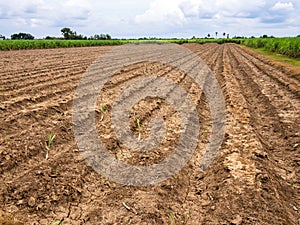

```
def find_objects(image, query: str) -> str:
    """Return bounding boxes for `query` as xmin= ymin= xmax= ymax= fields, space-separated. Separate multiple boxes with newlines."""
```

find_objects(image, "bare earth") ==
xmin=0 ymin=43 xmax=299 ymax=224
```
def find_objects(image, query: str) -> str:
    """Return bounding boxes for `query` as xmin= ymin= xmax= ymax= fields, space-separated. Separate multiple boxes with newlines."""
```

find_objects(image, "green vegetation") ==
xmin=169 ymin=211 xmax=177 ymax=225
xmin=0 ymin=35 xmax=299 ymax=60
xmin=100 ymin=104 xmax=107 ymax=121
xmin=11 ymin=32 xmax=34 ymax=40
xmin=45 ymin=133 xmax=56 ymax=159
xmin=249 ymin=47 xmax=300 ymax=66
xmin=137 ymin=118 xmax=141 ymax=141
xmin=0 ymin=38 xmax=240 ymax=50
xmin=137 ymin=119 xmax=141 ymax=131
xmin=101 ymin=104 xmax=107 ymax=114
xmin=51 ymin=220 xmax=63 ymax=225
xmin=0 ymin=39 xmax=125 ymax=50
xmin=60 ymin=27 xmax=111 ymax=40
xmin=241 ymin=37 xmax=300 ymax=58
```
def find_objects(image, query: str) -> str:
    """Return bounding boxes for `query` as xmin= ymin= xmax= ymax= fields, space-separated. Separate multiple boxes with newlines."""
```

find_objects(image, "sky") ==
xmin=0 ymin=0 xmax=299 ymax=39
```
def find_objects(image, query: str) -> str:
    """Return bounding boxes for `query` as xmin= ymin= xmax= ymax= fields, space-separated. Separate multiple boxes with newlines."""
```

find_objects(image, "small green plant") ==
xmin=4 ymin=135 xmax=11 ymax=143
xmin=169 ymin=211 xmax=177 ymax=225
xmin=45 ymin=133 xmax=55 ymax=159
xmin=183 ymin=211 xmax=189 ymax=225
xmin=290 ymin=182 xmax=295 ymax=189
xmin=137 ymin=118 xmax=141 ymax=141
xmin=51 ymin=220 xmax=63 ymax=225
xmin=100 ymin=104 xmax=107 ymax=121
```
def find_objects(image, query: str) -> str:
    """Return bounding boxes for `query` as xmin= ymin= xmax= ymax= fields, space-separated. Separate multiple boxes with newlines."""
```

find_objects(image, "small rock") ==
xmin=17 ymin=199 xmax=24 ymax=205
xmin=37 ymin=203 xmax=44 ymax=210
xmin=39 ymin=219 xmax=48 ymax=224
xmin=254 ymin=150 xmax=268 ymax=159
xmin=257 ymin=173 xmax=269 ymax=183
xmin=28 ymin=197 xmax=36 ymax=207
xmin=196 ymin=172 xmax=205 ymax=180
xmin=231 ymin=215 xmax=243 ymax=225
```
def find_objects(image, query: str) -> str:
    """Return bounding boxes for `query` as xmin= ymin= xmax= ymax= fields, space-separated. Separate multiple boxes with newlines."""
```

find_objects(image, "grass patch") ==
xmin=247 ymin=47 xmax=300 ymax=66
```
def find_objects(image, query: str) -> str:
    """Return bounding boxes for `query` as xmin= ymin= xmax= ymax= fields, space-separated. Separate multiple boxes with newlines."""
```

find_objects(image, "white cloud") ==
xmin=133 ymin=0 xmax=269 ymax=37
xmin=0 ymin=0 xmax=299 ymax=38
xmin=0 ymin=0 xmax=92 ymax=28
xmin=271 ymin=2 xmax=294 ymax=11
xmin=135 ymin=0 xmax=186 ymax=25
xmin=135 ymin=0 xmax=267 ymax=27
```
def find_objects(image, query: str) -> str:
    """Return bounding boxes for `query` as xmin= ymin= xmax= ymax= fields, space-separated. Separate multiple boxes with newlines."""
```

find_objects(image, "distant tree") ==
xmin=223 ymin=32 xmax=226 ymax=38
xmin=61 ymin=28 xmax=88 ymax=40
xmin=207 ymin=34 xmax=211 ymax=38
xmin=45 ymin=36 xmax=55 ymax=40
xmin=261 ymin=34 xmax=268 ymax=38
xmin=234 ymin=36 xmax=245 ymax=39
xmin=215 ymin=32 xmax=218 ymax=38
xmin=71 ymin=31 xmax=77 ymax=39
xmin=11 ymin=33 xmax=34 ymax=40
xmin=227 ymin=34 xmax=229 ymax=39
xmin=61 ymin=28 xmax=73 ymax=39
xmin=90 ymin=33 xmax=112 ymax=40
xmin=100 ymin=34 xmax=107 ymax=40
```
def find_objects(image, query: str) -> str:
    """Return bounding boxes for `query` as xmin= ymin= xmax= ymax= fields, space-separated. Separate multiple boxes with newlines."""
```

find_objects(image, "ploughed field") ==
xmin=0 ymin=43 xmax=299 ymax=224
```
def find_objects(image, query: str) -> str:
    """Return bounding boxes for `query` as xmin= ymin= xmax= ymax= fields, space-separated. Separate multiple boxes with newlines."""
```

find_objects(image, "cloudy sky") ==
xmin=0 ymin=0 xmax=299 ymax=39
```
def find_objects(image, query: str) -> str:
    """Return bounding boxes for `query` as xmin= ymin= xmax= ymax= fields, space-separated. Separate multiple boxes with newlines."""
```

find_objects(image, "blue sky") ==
xmin=0 ymin=0 xmax=299 ymax=38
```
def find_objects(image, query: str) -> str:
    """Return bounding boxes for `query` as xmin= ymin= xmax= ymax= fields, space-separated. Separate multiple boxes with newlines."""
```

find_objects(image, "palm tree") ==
xmin=223 ymin=32 xmax=226 ymax=38
xmin=215 ymin=32 xmax=218 ymax=38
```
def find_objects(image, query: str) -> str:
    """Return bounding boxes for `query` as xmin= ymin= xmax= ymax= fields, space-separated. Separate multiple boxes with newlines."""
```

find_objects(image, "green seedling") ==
xmin=4 ymin=135 xmax=11 ymax=143
xmin=51 ymin=220 xmax=63 ymax=225
xmin=204 ymin=124 xmax=210 ymax=138
xmin=100 ymin=104 xmax=107 ymax=121
xmin=183 ymin=211 xmax=190 ymax=225
xmin=136 ymin=118 xmax=141 ymax=141
xmin=169 ymin=211 xmax=177 ymax=225
xmin=116 ymin=150 xmax=123 ymax=160
xmin=45 ymin=133 xmax=55 ymax=160
xmin=290 ymin=182 xmax=295 ymax=189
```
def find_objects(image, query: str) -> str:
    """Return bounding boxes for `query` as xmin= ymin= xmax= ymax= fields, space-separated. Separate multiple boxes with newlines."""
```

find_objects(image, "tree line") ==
xmin=7 ymin=28 xmax=112 ymax=40
xmin=59 ymin=28 xmax=111 ymax=40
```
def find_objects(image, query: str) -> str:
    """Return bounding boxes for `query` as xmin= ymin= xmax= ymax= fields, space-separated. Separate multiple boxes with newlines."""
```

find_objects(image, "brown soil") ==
xmin=0 ymin=43 xmax=299 ymax=224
